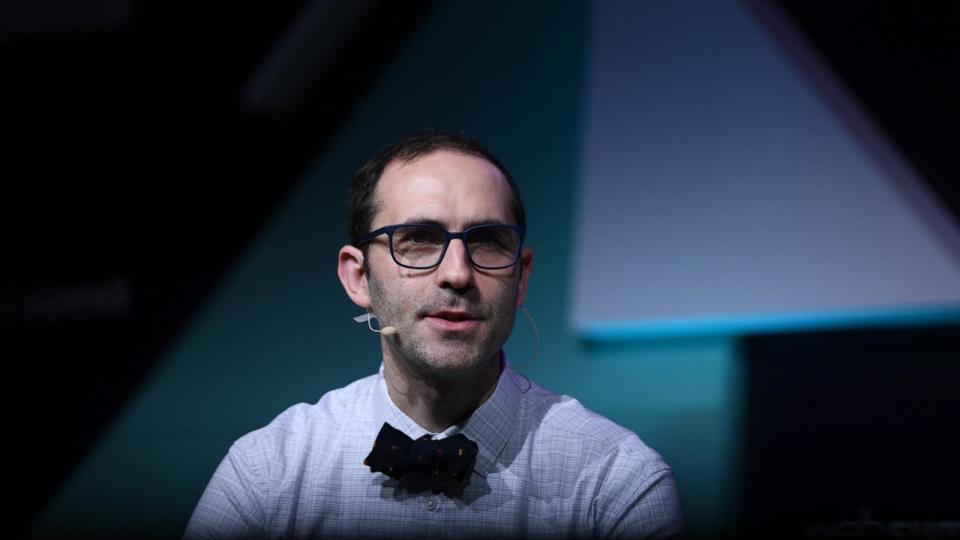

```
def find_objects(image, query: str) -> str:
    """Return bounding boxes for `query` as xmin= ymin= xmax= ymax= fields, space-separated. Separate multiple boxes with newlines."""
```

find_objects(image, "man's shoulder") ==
xmin=511 ymin=376 xmax=685 ymax=537
xmin=520 ymin=376 xmax=668 ymax=468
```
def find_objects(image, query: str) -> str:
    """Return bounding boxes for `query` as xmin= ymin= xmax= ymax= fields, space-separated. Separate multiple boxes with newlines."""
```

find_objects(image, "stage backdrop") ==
xmin=572 ymin=0 xmax=960 ymax=339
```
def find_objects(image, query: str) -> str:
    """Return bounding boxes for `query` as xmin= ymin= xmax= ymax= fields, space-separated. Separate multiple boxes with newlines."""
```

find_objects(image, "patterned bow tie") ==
xmin=364 ymin=422 xmax=479 ymax=492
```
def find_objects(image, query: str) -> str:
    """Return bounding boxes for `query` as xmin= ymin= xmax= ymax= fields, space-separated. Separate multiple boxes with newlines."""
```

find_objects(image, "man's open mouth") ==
xmin=424 ymin=310 xmax=480 ymax=330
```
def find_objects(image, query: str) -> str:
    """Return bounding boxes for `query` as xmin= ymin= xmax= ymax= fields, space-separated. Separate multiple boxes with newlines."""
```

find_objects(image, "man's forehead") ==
xmin=372 ymin=150 xmax=514 ymax=227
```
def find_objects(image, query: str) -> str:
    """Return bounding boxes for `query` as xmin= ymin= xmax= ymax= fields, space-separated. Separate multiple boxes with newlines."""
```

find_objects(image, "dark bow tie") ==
xmin=364 ymin=422 xmax=479 ymax=491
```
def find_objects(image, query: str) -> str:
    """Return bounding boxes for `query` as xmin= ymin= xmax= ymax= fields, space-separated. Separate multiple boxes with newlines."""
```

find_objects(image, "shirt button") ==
xmin=424 ymin=497 xmax=437 ymax=511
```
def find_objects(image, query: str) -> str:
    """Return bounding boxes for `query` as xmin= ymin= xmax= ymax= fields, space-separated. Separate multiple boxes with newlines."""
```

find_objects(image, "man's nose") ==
xmin=436 ymin=238 xmax=474 ymax=290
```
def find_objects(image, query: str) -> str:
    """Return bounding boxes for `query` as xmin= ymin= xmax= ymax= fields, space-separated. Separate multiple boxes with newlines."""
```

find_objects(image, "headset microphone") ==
xmin=353 ymin=312 xmax=397 ymax=336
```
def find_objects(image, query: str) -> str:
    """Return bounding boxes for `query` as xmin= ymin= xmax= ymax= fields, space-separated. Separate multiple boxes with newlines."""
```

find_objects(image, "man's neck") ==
xmin=382 ymin=352 xmax=503 ymax=434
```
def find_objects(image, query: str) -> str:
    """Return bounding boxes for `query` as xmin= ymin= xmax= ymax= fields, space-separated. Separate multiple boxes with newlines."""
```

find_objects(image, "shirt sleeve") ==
xmin=183 ymin=441 xmax=269 ymax=540
xmin=593 ymin=450 xmax=686 ymax=539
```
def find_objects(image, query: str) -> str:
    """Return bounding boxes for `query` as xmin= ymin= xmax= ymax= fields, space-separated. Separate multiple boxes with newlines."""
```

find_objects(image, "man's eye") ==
xmin=408 ymin=233 xmax=431 ymax=244
xmin=399 ymin=228 xmax=443 ymax=245
xmin=470 ymin=230 xmax=507 ymax=246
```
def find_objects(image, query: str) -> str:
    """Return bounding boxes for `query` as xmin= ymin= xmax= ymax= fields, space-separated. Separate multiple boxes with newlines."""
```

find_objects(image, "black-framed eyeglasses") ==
xmin=357 ymin=223 xmax=526 ymax=270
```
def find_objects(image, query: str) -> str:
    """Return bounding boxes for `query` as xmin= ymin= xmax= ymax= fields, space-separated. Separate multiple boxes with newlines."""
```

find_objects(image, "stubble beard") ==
xmin=366 ymin=270 xmax=517 ymax=382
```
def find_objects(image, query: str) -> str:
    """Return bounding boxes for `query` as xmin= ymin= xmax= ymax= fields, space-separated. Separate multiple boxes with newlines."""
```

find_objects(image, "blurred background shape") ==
xmin=574 ymin=0 xmax=960 ymax=338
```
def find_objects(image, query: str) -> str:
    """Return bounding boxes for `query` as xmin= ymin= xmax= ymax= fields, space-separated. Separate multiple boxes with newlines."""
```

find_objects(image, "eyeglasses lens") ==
xmin=391 ymin=225 xmax=519 ymax=269
xmin=465 ymin=226 xmax=520 ymax=268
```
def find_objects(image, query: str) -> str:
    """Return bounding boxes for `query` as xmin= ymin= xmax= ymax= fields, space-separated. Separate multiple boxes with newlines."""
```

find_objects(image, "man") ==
xmin=184 ymin=131 xmax=684 ymax=539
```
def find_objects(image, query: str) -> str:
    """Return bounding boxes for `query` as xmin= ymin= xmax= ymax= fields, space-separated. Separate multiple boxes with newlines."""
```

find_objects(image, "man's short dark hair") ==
xmin=347 ymin=130 xmax=526 ymax=247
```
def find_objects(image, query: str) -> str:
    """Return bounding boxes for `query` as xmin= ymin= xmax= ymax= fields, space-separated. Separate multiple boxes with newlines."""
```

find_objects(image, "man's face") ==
xmin=363 ymin=150 xmax=531 ymax=378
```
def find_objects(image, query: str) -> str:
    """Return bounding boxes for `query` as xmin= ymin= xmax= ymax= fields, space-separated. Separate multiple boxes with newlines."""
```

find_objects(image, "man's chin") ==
xmin=414 ymin=347 xmax=497 ymax=378
xmin=394 ymin=327 xmax=501 ymax=378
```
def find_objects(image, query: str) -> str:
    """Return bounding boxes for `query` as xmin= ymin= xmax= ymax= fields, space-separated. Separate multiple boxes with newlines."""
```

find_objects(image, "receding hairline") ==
xmin=368 ymin=148 xmax=516 ymax=227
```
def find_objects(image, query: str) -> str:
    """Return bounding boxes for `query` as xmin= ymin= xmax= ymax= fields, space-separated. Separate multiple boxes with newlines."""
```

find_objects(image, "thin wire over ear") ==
xmin=510 ymin=306 xmax=541 ymax=370
xmin=354 ymin=311 xmax=384 ymax=333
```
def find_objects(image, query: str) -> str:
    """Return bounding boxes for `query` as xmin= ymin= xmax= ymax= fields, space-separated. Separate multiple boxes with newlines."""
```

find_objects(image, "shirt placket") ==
xmin=419 ymin=492 xmax=447 ymax=538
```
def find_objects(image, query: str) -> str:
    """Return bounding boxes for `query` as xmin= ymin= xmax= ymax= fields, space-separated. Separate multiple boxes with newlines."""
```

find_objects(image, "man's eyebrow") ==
xmin=400 ymin=217 xmax=445 ymax=227
xmin=463 ymin=219 xmax=510 ymax=228
xmin=399 ymin=217 xmax=511 ymax=229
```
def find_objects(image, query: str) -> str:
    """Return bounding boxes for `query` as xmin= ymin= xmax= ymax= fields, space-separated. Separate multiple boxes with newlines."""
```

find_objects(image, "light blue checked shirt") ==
xmin=184 ymin=364 xmax=684 ymax=539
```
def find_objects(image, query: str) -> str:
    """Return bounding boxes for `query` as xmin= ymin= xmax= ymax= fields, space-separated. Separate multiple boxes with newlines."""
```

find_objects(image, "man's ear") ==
xmin=516 ymin=247 xmax=534 ymax=308
xmin=338 ymin=245 xmax=372 ymax=309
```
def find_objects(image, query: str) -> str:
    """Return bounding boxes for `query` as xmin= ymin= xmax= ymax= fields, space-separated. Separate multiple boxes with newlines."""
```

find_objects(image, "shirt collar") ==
xmin=460 ymin=360 xmax=525 ymax=478
xmin=370 ymin=358 xmax=527 ymax=479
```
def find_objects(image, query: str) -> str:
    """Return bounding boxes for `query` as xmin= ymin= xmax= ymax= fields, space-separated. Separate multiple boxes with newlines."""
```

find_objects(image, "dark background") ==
xmin=3 ymin=1 xmax=958 ymax=538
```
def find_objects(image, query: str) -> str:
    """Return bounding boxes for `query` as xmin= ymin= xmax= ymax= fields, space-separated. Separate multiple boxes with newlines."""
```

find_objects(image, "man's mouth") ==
xmin=424 ymin=310 xmax=481 ymax=331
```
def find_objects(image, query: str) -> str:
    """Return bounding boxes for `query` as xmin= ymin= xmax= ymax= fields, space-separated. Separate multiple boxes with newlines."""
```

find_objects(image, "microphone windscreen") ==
xmin=380 ymin=326 xmax=398 ymax=336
